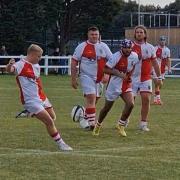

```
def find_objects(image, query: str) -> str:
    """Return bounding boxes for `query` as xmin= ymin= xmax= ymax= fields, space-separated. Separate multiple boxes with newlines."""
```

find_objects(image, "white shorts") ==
xmin=105 ymin=80 xmax=132 ymax=101
xmin=23 ymin=98 xmax=52 ymax=115
xmin=132 ymin=79 xmax=152 ymax=96
xmin=80 ymin=75 xmax=103 ymax=97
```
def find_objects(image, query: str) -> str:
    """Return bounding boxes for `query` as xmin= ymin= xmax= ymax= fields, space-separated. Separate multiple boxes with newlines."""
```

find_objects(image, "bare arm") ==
xmin=71 ymin=58 xmax=79 ymax=89
xmin=104 ymin=66 xmax=126 ymax=79
xmin=6 ymin=59 xmax=16 ymax=73
xmin=152 ymin=59 xmax=161 ymax=77
xmin=166 ymin=57 xmax=171 ymax=72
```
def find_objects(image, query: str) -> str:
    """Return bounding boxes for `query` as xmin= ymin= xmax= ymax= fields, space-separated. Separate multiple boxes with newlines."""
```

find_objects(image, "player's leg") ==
xmin=93 ymin=99 xmax=114 ymax=136
xmin=93 ymin=82 xmax=118 ymax=136
xmin=139 ymin=80 xmax=152 ymax=131
xmin=43 ymin=98 xmax=56 ymax=121
xmin=117 ymin=92 xmax=134 ymax=137
xmin=80 ymin=76 xmax=97 ymax=129
xmin=153 ymin=78 xmax=162 ymax=105
xmin=46 ymin=107 xmax=56 ymax=121
xmin=35 ymin=109 xmax=72 ymax=151
xmin=139 ymin=92 xmax=151 ymax=131
xmin=84 ymin=93 xmax=96 ymax=129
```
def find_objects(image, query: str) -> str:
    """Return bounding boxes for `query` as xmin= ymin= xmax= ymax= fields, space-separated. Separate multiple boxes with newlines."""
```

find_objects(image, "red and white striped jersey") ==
xmin=72 ymin=41 xmax=112 ymax=83
xmin=155 ymin=45 xmax=170 ymax=74
xmin=13 ymin=59 xmax=46 ymax=104
xmin=132 ymin=41 xmax=156 ymax=82
xmin=106 ymin=51 xmax=139 ymax=93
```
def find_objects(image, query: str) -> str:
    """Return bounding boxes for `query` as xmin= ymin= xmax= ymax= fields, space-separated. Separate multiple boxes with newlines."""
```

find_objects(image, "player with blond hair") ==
xmin=6 ymin=44 xmax=72 ymax=151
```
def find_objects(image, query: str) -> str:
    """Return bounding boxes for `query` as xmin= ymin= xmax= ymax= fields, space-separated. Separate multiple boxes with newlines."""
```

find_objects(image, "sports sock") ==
xmin=85 ymin=107 xmax=96 ymax=126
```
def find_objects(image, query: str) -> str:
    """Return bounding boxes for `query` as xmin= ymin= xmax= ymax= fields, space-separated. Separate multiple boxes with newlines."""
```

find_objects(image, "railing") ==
xmin=0 ymin=55 xmax=72 ymax=75
xmin=0 ymin=56 xmax=180 ymax=77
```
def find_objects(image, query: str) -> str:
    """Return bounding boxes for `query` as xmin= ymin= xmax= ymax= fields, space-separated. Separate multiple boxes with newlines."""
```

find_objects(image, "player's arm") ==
xmin=71 ymin=58 xmax=79 ymax=89
xmin=6 ymin=58 xmax=16 ymax=73
xmin=152 ymin=59 xmax=162 ymax=86
xmin=104 ymin=65 xmax=125 ymax=79
xmin=166 ymin=57 xmax=171 ymax=73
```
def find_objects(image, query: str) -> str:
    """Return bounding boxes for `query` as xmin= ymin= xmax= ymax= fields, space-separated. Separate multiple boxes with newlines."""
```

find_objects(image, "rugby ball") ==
xmin=71 ymin=105 xmax=85 ymax=122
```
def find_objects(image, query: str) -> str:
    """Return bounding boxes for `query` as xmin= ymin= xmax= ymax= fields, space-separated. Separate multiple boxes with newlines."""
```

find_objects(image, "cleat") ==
xmin=15 ymin=110 xmax=29 ymax=118
xmin=139 ymin=125 xmax=150 ymax=132
xmin=58 ymin=142 xmax=73 ymax=151
xmin=92 ymin=124 xmax=101 ymax=136
xmin=156 ymin=99 xmax=163 ymax=105
xmin=152 ymin=99 xmax=163 ymax=105
xmin=117 ymin=125 xmax=127 ymax=137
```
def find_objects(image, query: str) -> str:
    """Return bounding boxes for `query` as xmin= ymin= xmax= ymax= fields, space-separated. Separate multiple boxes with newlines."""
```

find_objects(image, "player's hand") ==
xmin=8 ymin=58 xmax=15 ymax=65
xmin=101 ymin=74 xmax=109 ymax=84
xmin=118 ymin=71 xmax=126 ymax=79
xmin=168 ymin=69 xmax=172 ymax=74
xmin=71 ymin=79 xmax=78 ymax=89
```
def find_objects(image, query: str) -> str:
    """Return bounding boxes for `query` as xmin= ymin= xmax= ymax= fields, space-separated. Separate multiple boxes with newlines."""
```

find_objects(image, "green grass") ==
xmin=0 ymin=75 xmax=180 ymax=180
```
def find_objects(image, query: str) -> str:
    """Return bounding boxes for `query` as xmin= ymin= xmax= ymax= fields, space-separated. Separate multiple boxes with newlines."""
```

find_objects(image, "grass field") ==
xmin=0 ymin=75 xmax=179 ymax=180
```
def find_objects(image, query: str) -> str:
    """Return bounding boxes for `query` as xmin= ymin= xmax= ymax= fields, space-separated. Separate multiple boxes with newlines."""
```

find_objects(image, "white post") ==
xmin=168 ymin=13 xmax=170 ymax=45
xmin=68 ymin=56 xmax=71 ymax=75
xmin=44 ymin=55 xmax=48 ymax=75
xmin=138 ymin=0 xmax=140 ymax=25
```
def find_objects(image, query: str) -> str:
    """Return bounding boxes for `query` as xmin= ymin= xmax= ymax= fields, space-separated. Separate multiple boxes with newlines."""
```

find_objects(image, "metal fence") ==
xmin=0 ymin=55 xmax=180 ymax=77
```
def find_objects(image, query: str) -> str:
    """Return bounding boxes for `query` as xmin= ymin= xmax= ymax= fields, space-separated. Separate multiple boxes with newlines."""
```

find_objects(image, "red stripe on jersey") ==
xmin=115 ymin=56 xmax=128 ymax=73
xmin=141 ymin=58 xmax=152 ymax=82
xmin=19 ymin=62 xmax=35 ymax=79
xmin=96 ymin=58 xmax=106 ymax=83
xmin=82 ymin=43 xmax=96 ymax=60
xmin=16 ymin=77 xmax=25 ymax=104
xmin=36 ymin=78 xmax=46 ymax=101
xmin=122 ymin=80 xmax=131 ymax=93
xmin=132 ymin=43 xmax=142 ymax=60
xmin=161 ymin=60 xmax=166 ymax=74
xmin=156 ymin=47 xmax=162 ymax=59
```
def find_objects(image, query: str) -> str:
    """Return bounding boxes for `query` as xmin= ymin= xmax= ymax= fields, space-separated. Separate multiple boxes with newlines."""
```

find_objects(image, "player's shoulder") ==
xmin=145 ymin=42 xmax=155 ymax=49
xmin=113 ymin=51 xmax=121 ymax=58
xmin=75 ymin=41 xmax=87 ymax=49
xmin=164 ymin=46 xmax=170 ymax=51
xmin=99 ymin=42 xmax=110 ymax=49
xmin=130 ymin=51 xmax=138 ymax=57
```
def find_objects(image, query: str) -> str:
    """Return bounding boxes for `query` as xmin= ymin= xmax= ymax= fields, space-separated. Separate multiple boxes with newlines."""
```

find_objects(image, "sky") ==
xmin=126 ymin=0 xmax=176 ymax=7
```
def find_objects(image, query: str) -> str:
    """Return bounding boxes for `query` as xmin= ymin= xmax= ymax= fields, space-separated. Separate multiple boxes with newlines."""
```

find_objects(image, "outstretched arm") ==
xmin=6 ymin=59 xmax=16 ymax=73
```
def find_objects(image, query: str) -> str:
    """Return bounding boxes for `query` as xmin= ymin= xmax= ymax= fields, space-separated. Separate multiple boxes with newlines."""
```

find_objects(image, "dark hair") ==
xmin=134 ymin=25 xmax=147 ymax=41
xmin=88 ymin=26 xmax=99 ymax=32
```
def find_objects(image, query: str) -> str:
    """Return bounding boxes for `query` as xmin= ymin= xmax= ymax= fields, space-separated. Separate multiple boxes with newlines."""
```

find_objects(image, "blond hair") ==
xmin=27 ymin=44 xmax=43 ymax=54
xmin=134 ymin=25 xmax=148 ymax=41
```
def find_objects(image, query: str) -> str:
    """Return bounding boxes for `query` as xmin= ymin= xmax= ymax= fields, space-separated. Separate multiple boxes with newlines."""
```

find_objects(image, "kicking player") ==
xmin=6 ymin=44 xmax=72 ymax=151
xmin=93 ymin=39 xmax=139 ymax=137
xmin=132 ymin=25 xmax=162 ymax=131
xmin=71 ymin=26 xmax=112 ymax=130
xmin=152 ymin=36 xmax=171 ymax=105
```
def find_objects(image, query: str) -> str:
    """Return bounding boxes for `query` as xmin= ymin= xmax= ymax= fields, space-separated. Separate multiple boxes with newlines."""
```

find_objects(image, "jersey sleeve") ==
xmin=102 ymin=42 xmax=113 ymax=61
xmin=132 ymin=52 xmax=139 ymax=65
xmin=106 ymin=52 xmax=119 ymax=68
xmin=72 ymin=42 xmax=85 ymax=61
xmin=166 ymin=48 xmax=171 ymax=58
xmin=12 ymin=60 xmax=24 ymax=75
xmin=151 ymin=45 xmax=156 ymax=60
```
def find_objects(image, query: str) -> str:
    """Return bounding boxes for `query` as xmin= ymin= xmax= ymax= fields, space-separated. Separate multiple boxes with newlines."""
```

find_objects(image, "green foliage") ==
xmin=0 ymin=0 xmax=179 ymax=54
